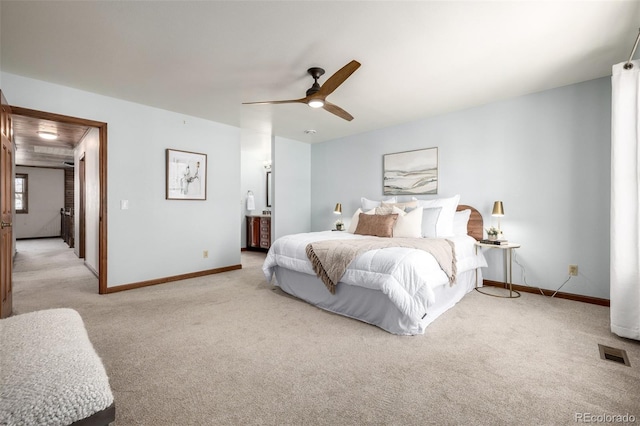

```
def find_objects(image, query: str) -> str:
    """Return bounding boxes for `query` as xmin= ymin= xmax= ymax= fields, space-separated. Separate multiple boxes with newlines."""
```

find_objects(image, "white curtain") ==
xmin=611 ymin=59 xmax=640 ymax=340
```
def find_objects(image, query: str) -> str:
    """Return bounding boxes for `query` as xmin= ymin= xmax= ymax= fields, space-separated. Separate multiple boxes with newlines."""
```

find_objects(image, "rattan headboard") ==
xmin=457 ymin=204 xmax=483 ymax=241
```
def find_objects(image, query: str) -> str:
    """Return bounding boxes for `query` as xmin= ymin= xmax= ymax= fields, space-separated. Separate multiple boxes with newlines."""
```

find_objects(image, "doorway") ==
xmin=10 ymin=106 xmax=108 ymax=294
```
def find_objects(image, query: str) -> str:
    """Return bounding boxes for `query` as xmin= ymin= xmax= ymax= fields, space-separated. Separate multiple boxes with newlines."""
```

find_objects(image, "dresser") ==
xmin=246 ymin=215 xmax=271 ymax=251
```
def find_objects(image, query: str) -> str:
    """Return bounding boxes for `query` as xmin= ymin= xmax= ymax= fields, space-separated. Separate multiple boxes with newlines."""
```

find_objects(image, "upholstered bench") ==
xmin=0 ymin=308 xmax=115 ymax=426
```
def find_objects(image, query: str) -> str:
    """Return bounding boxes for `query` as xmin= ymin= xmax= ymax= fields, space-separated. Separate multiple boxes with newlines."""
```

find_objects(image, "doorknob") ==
xmin=1 ymin=221 xmax=11 ymax=229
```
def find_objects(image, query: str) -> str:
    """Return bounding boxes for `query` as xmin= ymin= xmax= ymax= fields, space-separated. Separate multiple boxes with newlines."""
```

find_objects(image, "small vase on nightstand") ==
xmin=488 ymin=235 xmax=497 ymax=241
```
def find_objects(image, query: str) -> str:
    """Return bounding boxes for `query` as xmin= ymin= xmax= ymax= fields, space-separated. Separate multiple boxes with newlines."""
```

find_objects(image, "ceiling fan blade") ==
xmin=242 ymin=98 xmax=306 ymax=105
xmin=317 ymin=60 xmax=361 ymax=98
xmin=323 ymin=101 xmax=354 ymax=121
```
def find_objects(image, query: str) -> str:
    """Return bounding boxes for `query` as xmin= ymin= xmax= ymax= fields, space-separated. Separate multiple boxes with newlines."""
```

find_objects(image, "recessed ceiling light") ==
xmin=37 ymin=131 xmax=58 ymax=140
xmin=304 ymin=129 xmax=317 ymax=134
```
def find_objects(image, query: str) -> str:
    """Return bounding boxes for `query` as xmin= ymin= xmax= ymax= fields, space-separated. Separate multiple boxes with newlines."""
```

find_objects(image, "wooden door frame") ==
xmin=10 ymin=106 xmax=108 ymax=294
xmin=79 ymin=154 xmax=86 ymax=259
xmin=0 ymin=91 xmax=13 ymax=318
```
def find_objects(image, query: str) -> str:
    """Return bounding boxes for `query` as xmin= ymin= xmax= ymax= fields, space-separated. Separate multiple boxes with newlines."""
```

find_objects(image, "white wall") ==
xmin=3 ymin=72 xmax=241 ymax=288
xmin=13 ymin=166 xmax=63 ymax=239
xmin=273 ymin=136 xmax=311 ymax=240
xmin=311 ymin=77 xmax=611 ymax=299
xmin=74 ymin=127 xmax=100 ymax=272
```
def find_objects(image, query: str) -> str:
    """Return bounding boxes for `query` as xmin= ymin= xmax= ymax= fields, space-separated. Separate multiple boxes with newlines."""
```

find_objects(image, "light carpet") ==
xmin=11 ymin=238 xmax=640 ymax=425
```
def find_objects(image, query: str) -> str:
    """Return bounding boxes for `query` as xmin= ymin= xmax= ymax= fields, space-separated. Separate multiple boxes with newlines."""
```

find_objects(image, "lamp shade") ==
xmin=492 ymin=201 xmax=504 ymax=217
xmin=334 ymin=203 xmax=342 ymax=214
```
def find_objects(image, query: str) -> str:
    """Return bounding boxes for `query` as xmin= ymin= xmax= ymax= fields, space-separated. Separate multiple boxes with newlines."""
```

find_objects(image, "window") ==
xmin=15 ymin=173 xmax=28 ymax=214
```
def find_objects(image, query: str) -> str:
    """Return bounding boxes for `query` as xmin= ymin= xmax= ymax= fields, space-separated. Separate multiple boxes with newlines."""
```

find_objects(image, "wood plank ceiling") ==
xmin=12 ymin=114 xmax=90 ymax=168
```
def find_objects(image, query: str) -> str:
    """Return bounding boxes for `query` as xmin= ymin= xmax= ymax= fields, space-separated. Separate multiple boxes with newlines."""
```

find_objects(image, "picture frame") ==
xmin=166 ymin=149 xmax=207 ymax=200
xmin=383 ymin=147 xmax=438 ymax=195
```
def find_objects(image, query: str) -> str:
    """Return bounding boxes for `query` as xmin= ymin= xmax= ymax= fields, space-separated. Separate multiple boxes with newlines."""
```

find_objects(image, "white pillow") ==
xmin=361 ymin=196 xmax=397 ymax=211
xmin=392 ymin=206 xmax=423 ymax=238
xmin=453 ymin=209 xmax=471 ymax=236
xmin=421 ymin=207 xmax=442 ymax=238
xmin=347 ymin=208 xmax=375 ymax=233
xmin=412 ymin=194 xmax=460 ymax=237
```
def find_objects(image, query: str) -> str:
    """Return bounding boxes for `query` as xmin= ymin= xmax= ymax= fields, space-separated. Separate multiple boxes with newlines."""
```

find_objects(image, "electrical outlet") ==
xmin=569 ymin=264 xmax=578 ymax=276
xmin=203 ymin=250 xmax=209 ymax=259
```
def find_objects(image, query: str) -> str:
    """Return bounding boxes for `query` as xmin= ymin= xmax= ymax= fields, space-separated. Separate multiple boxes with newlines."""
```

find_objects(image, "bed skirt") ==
xmin=273 ymin=266 xmax=481 ymax=335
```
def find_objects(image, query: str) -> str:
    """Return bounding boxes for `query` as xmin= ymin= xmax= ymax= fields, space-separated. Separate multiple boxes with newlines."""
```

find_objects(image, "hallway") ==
xmin=12 ymin=238 xmax=267 ymax=316
xmin=12 ymin=238 xmax=97 ymax=315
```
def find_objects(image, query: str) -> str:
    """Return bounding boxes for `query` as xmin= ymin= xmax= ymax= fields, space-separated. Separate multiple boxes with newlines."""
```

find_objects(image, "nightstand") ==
xmin=475 ymin=242 xmax=521 ymax=298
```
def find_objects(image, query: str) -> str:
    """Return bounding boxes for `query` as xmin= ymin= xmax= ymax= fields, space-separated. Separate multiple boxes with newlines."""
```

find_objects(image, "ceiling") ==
xmin=1 ymin=1 xmax=640 ymax=148
xmin=11 ymin=111 xmax=89 ymax=168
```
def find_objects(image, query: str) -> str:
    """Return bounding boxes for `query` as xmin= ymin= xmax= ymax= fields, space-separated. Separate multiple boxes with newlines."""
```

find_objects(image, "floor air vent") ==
xmin=598 ymin=344 xmax=631 ymax=367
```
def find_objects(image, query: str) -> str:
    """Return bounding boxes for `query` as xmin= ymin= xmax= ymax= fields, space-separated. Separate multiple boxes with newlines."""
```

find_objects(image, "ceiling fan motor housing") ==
xmin=306 ymin=83 xmax=321 ymax=97
xmin=306 ymin=67 xmax=325 ymax=96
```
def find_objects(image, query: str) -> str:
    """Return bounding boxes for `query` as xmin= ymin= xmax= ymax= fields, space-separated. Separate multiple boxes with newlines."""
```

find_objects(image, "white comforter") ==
xmin=263 ymin=232 xmax=487 ymax=320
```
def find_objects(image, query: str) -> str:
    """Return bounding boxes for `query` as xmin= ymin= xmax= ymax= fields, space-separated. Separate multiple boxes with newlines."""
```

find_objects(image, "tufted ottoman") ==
xmin=0 ymin=308 xmax=115 ymax=426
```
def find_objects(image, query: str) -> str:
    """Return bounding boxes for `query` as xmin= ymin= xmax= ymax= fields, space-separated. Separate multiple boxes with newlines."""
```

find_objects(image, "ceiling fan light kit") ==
xmin=307 ymin=99 xmax=324 ymax=108
xmin=243 ymin=60 xmax=361 ymax=121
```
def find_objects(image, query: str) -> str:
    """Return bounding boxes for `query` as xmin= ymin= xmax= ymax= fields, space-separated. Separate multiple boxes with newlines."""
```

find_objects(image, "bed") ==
xmin=263 ymin=200 xmax=487 ymax=335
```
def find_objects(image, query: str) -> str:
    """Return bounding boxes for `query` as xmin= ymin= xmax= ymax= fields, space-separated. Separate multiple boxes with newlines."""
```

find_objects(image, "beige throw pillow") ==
xmin=380 ymin=201 xmax=418 ymax=211
xmin=375 ymin=205 xmax=395 ymax=215
xmin=347 ymin=208 xmax=376 ymax=233
xmin=354 ymin=213 xmax=398 ymax=237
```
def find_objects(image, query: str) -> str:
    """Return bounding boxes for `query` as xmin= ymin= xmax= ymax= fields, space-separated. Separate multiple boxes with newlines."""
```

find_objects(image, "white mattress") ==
xmin=263 ymin=232 xmax=487 ymax=335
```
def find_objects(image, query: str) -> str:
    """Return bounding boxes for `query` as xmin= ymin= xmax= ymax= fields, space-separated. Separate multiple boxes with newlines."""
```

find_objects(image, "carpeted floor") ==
xmin=10 ymin=238 xmax=640 ymax=425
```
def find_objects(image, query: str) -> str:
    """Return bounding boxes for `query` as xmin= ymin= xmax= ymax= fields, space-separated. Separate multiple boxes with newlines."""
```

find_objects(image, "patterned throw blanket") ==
xmin=306 ymin=237 xmax=457 ymax=294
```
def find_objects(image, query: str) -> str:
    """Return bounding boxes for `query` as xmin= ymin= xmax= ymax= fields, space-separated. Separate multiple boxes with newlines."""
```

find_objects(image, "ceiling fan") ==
xmin=243 ymin=60 xmax=361 ymax=121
